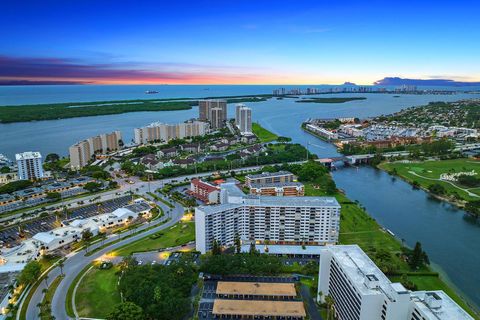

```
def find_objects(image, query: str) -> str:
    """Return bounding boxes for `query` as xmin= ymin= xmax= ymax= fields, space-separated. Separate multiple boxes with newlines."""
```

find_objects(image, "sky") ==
xmin=1 ymin=0 xmax=479 ymax=85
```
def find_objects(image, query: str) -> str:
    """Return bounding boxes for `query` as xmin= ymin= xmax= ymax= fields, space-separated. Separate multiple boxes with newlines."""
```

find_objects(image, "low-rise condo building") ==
xmin=249 ymin=181 xmax=304 ymax=197
xmin=245 ymin=171 xmax=296 ymax=187
xmin=188 ymin=178 xmax=220 ymax=204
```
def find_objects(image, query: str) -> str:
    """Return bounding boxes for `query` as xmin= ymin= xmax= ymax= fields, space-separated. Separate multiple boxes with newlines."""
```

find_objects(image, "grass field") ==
xmin=252 ymin=123 xmax=278 ymax=143
xmin=379 ymin=158 xmax=480 ymax=202
xmin=75 ymin=266 xmax=121 ymax=318
xmin=113 ymin=221 xmax=195 ymax=256
xmin=305 ymin=181 xmax=479 ymax=319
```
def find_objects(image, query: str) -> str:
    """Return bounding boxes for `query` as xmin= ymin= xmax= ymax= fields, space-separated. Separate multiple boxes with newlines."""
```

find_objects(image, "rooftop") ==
xmin=216 ymin=281 xmax=297 ymax=297
xmin=250 ymin=181 xmax=304 ymax=189
xmin=411 ymin=291 xmax=474 ymax=320
xmin=327 ymin=245 xmax=406 ymax=299
xmin=246 ymin=171 xmax=294 ymax=180
xmin=15 ymin=151 xmax=42 ymax=161
xmin=212 ymin=300 xmax=306 ymax=317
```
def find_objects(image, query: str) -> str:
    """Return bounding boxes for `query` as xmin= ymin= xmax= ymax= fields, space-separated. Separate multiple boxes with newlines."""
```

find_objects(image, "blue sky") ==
xmin=1 ymin=0 xmax=479 ymax=84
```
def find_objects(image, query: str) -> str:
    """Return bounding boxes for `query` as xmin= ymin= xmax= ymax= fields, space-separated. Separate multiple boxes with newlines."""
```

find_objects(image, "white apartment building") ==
xmin=134 ymin=120 xmax=209 ymax=144
xmin=317 ymin=245 xmax=473 ymax=320
xmin=195 ymin=183 xmax=340 ymax=254
xmin=69 ymin=131 xmax=122 ymax=169
xmin=235 ymin=104 xmax=252 ymax=134
xmin=15 ymin=151 xmax=44 ymax=180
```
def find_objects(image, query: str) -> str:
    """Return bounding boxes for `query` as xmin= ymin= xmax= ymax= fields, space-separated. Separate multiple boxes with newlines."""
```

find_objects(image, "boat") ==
xmin=145 ymin=90 xmax=159 ymax=94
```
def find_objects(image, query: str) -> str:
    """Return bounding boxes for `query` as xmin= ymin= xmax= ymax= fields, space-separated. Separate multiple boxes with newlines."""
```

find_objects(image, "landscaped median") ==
xmin=75 ymin=265 xmax=121 ymax=318
xmin=65 ymin=221 xmax=195 ymax=318
xmin=112 ymin=221 xmax=195 ymax=256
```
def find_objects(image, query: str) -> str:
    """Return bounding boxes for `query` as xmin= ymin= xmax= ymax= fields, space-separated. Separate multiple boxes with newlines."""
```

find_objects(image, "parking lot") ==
xmin=198 ymin=276 xmax=304 ymax=319
xmin=132 ymin=245 xmax=198 ymax=266
xmin=0 ymin=196 xmax=131 ymax=247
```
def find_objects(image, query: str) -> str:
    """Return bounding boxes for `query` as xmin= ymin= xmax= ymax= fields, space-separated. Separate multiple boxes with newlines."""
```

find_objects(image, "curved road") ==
xmin=23 ymin=163 xmax=289 ymax=319
xmin=25 ymin=195 xmax=185 ymax=320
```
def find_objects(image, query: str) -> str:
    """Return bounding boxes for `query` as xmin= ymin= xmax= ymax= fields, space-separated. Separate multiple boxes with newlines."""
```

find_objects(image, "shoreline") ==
xmin=377 ymin=161 xmax=474 ymax=211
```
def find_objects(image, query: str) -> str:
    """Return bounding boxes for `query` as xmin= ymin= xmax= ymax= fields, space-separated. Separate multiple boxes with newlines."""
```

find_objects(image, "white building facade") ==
xmin=195 ymin=184 xmax=340 ymax=254
xmin=235 ymin=104 xmax=252 ymax=134
xmin=317 ymin=245 xmax=473 ymax=320
xmin=15 ymin=152 xmax=44 ymax=180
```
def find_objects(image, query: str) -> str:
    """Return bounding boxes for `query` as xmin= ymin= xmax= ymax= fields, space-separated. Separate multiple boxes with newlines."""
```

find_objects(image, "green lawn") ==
xmin=113 ymin=221 xmax=195 ymax=256
xmin=75 ymin=267 xmax=121 ymax=319
xmin=304 ymin=182 xmax=480 ymax=319
xmin=252 ymin=123 xmax=278 ymax=143
xmin=380 ymin=158 xmax=480 ymax=202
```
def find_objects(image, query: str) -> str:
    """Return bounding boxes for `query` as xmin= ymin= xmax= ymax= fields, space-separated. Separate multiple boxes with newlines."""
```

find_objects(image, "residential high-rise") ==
xmin=134 ymin=120 xmax=209 ymax=145
xmin=317 ymin=245 xmax=473 ymax=320
xmin=69 ymin=141 xmax=91 ymax=170
xmin=69 ymin=131 xmax=122 ymax=169
xmin=198 ymin=99 xmax=227 ymax=129
xmin=235 ymin=104 xmax=252 ymax=134
xmin=16 ymin=152 xmax=44 ymax=180
xmin=195 ymin=183 xmax=341 ymax=254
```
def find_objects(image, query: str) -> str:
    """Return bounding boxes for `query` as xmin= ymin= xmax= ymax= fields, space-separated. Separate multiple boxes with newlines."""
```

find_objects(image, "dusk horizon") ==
xmin=2 ymin=1 xmax=480 ymax=85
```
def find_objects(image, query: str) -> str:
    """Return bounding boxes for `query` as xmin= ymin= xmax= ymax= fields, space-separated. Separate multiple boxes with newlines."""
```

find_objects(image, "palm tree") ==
xmin=58 ymin=259 xmax=65 ymax=276
xmin=325 ymin=295 xmax=335 ymax=320
xmin=44 ymin=275 xmax=49 ymax=287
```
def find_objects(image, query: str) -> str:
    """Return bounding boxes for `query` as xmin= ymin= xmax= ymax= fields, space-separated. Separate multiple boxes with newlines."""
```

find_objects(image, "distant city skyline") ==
xmin=1 ymin=1 xmax=479 ymax=85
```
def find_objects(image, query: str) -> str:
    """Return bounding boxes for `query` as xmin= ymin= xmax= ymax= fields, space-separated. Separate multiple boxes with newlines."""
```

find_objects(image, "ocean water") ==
xmin=1 ymin=85 xmax=480 ymax=309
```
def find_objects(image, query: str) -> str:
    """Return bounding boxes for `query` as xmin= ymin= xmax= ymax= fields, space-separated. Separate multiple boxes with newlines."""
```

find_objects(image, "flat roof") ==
xmin=246 ymin=171 xmax=294 ymax=179
xmin=327 ymin=245 xmax=404 ymax=299
xmin=15 ymin=151 xmax=42 ymax=161
xmin=216 ymin=281 xmax=297 ymax=296
xmin=250 ymin=182 xmax=304 ymax=189
xmin=213 ymin=300 xmax=306 ymax=317
xmin=411 ymin=291 xmax=474 ymax=320
xmin=241 ymin=244 xmax=324 ymax=255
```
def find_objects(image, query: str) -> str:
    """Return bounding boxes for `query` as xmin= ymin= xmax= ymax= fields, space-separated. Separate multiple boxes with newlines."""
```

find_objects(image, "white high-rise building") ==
xmin=134 ymin=120 xmax=209 ymax=145
xmin=16 ymin=152 xmax=44 ymax=180
xmin=317 ymin=245 xmax=473 ymax=320
xmin=195 ymin=183 xmax=340 ymax=254
xmin=235 ymin=104 xmax=252 ymax=134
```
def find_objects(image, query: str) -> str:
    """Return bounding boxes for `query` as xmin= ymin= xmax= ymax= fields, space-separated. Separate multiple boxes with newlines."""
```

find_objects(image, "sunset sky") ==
xmin=1 ymin=0 xmax=479 ymax=85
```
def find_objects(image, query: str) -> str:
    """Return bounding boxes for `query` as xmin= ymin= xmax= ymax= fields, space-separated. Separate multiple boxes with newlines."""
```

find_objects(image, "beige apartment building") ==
xmin=69 ymin=131 xmax=122 ymax=169
xmin=134 ymin=120 xmax=209 ymax=144
xmin=198 ymin=99 xmax=227 ymax=129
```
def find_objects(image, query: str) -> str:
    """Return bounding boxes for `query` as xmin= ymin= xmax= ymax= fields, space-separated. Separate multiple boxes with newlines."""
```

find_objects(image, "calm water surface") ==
xmin=1 ymin=85 xmax=480 ymax=309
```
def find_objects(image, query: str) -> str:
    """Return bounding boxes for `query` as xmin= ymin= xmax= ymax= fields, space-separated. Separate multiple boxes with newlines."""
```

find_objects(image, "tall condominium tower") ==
xmin=235 ymin=104 xmax=252 ymax=134
xmin=198 ymin=99 xmax=227 ymax=129
xmin=16 ymin=151 xmax=44 ymax=180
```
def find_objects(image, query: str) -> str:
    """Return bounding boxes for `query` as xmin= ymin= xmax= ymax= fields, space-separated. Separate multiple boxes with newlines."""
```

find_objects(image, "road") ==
xmin=22 ymin=161 xmax=306 ymax=319
xmin=24 ymin=194 xmax=185 ymax=320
